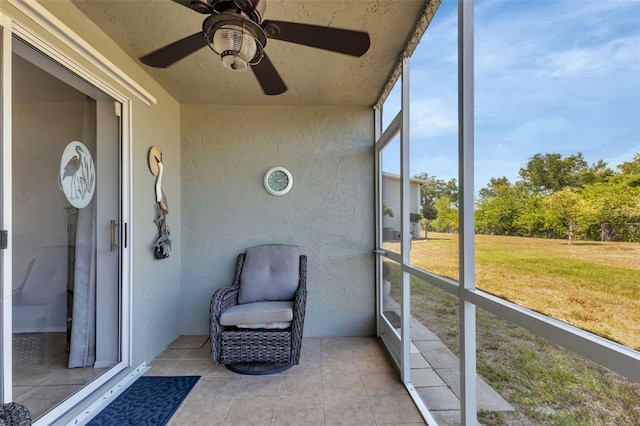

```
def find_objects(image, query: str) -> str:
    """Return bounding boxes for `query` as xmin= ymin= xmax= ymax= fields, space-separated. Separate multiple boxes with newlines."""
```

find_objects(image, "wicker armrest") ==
xmin=210 ymin=254 xmax=245 ymax=363
xmin=210 ymin=285 xmax=239 ymax=363
xmin=210 ymin=253 xmax=246 ymax=319
xmin=211 ymin=286 xmax=240 ymax=319
xmin=290 ymin=255 xmax=307 ymax=364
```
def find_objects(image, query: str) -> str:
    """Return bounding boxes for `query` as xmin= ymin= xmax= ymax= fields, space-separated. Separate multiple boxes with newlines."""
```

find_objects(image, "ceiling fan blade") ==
xmin=171 ymin=0 xmax=212 ymax=14
xmin=262 ymin=20 xmax=370 ymax=57
xmin=140 ymin=32 xmax=208 ymax=68
xmin=251 ymin=52 xmax=287 ymax=95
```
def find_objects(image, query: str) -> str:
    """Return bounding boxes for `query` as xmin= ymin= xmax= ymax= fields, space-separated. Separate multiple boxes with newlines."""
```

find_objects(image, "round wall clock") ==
xmin=264 ymin=166 xmax=293 ymax=196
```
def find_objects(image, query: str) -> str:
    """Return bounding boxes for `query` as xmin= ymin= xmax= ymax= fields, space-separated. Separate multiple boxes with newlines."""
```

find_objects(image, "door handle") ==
xmin=110 ymin=220 xmax=117 ymax=252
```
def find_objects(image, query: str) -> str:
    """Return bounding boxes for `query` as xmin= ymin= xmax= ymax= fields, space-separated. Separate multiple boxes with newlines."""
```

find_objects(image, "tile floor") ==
xmin=12 ymin=333 xmax=108 ymax=419
xmin=145 ymin=336 xmax=426 ymax=425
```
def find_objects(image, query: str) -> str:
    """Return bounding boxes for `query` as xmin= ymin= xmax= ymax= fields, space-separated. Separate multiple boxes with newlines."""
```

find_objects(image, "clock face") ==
xmin=268 ymin=170 xmax=288 ymax=191
xmin=264 ymin=167 xmax=293 ymax=195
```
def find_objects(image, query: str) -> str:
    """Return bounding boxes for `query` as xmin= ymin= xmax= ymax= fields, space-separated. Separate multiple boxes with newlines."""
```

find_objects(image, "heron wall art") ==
xmin=59 ymin=141 xmax=96 ymax=209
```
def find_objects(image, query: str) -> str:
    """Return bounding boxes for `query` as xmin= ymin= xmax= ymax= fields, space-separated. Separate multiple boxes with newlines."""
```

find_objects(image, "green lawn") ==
xmin=386 ymin=233 xmax=640 ymax=349
xmin=384 ymin=233 xmax=640 ymax=425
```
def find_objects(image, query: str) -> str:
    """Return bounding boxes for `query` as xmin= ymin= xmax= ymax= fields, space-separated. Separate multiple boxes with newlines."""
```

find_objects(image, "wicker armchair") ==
xmin=209 ymin=244 xmax=307 ymax=374
xmin=0 ymin=403 xmax=31 ymax=426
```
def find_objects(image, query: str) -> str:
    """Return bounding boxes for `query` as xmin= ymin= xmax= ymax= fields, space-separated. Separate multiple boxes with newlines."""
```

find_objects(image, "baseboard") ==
xmin=13 ymin=327 xmax=66 ymax=333
xmin=93 ymin=360 xmax=117 ymax=369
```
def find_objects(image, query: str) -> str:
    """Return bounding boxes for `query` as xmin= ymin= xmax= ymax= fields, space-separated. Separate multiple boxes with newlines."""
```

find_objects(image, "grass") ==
xmin=384 ymin=233 xmax=640 ymax=425
xmin=385 ymin=233 xmax=640 ymax=349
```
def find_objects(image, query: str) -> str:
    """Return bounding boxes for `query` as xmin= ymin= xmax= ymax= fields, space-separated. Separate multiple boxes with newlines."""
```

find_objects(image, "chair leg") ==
xmin=225 ymin=362 xmax=293 ymax=375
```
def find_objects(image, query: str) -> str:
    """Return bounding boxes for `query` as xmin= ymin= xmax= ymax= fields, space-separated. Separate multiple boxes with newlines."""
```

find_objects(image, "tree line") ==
xmin=416 ymin=152 xmax=640 ymax=243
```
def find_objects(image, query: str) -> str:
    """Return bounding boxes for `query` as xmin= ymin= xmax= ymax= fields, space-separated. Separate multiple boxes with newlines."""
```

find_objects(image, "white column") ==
xmin=458 ymin=0 xmax=477 ymax=424
xmin=400 ymin=56 xmax=411 ymax=382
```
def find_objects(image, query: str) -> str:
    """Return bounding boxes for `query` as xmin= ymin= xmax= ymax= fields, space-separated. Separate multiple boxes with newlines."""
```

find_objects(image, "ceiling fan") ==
xmin=139 ymin=0 xmax=371 ymax=95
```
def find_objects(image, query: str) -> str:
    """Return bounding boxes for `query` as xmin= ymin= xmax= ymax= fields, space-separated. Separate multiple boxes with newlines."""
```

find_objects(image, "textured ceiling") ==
xmin=70 ymin=0 xmax=426 ymax=106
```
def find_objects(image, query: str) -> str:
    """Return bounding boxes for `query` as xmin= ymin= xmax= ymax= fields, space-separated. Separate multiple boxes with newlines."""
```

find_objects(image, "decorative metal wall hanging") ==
xmin=149 ymin=146 xmax=171 ymax=259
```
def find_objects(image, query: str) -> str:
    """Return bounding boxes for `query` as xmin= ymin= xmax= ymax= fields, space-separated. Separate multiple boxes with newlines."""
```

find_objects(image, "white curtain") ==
xmin=68 ymin=96 xmax=97 ymax=368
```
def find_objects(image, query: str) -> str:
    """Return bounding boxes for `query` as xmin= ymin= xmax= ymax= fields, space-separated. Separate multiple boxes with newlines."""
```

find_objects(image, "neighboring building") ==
xmin=381 ymin=172 xmax=425 ymax=240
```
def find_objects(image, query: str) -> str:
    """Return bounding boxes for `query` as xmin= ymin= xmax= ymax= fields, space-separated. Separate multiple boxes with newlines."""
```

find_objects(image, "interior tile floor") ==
xmin=146 ymin=336 xmax=426 ymax=425
xmin=12 ymin=332 xmax=108 ymax=419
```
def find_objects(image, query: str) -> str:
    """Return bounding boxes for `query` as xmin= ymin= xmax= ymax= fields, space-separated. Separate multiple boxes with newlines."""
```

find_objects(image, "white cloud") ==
xmin=537 ymin=36 xmax=640 ymax=78
xmin=410 ymin=99 xmax=457 ymax=138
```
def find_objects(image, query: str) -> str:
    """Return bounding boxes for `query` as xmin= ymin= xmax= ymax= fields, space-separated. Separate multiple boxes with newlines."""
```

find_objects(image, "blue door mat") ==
xmin=87 ymin=376 xmax=200 ymax=426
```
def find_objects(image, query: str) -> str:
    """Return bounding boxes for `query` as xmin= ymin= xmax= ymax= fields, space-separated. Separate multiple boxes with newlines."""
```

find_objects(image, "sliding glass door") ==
xmin=2 ymin=36 xmax=125 ymax=423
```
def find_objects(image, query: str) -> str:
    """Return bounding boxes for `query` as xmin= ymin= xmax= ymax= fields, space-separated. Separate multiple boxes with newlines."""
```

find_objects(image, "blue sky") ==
xmin=382 ymin=0 xmax=640 ymax=192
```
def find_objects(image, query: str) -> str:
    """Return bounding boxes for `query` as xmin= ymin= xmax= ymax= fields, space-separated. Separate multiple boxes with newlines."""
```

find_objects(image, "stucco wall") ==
xmin=181 ymin=105 xmax=375 ymax=337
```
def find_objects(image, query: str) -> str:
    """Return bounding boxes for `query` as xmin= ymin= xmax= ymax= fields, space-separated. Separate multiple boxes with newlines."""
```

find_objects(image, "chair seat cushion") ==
xmin=236 ymin=321 xmax=290 ymax=329
xmin=220 ymin=301 xmax=294 ymax=327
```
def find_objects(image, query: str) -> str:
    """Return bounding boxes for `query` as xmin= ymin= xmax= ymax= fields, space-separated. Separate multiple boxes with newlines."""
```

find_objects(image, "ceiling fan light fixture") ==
xmin=212 ymin=25 xmax=258 ymax=71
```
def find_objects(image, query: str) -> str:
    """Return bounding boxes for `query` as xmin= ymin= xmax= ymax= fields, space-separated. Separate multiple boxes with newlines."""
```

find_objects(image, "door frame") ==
xmin=0 ymin=9 xmax=132 ymax=423
xmin=375 ymin=57 xmax=411 ymax=382
xmin=1 ymin=12 xmax=14 ymax=404
xmin=375 ymin=112 xmax=403 ymax=366
xmin=374 ymin=56 xmax=437 ymax=425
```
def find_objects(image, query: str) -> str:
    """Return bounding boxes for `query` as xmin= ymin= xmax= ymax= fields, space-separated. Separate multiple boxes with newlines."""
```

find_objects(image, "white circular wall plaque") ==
xmin=59 ymin=141 xmax=96 ymax=208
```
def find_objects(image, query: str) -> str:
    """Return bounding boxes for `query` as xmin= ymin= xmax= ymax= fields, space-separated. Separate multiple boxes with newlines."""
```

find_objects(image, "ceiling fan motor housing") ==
xmin=204 ymin=0 xmax=266 ymax=24
xmin=188 ymin=1 xmax=213 ymax=14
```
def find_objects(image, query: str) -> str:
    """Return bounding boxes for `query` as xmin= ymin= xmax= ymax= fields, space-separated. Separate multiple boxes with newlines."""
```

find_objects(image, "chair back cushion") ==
xmin=238 ymin=244 xmax=300 ymax=304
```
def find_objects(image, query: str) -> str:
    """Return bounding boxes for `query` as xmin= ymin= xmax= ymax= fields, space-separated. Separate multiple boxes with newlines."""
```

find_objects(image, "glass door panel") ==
xmin=378 ymin=128 xmax=403 ymax=366
xmin=9 ymin=41 xmax=122 ymax=420
xmin=381 ymin=134 xmax=401 ymax=253
xmin=382 ymin=259 xmax=402 ymax=331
